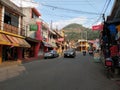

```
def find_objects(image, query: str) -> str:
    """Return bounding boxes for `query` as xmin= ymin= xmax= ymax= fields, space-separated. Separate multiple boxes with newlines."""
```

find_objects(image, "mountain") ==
xmin=62 ymin=23 xmax=85 ymax=33
xmin=61 ymin=23 xmax=100 ymax=41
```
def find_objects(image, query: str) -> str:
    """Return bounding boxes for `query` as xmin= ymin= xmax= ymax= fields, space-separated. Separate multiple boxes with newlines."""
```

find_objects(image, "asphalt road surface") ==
xmin=0 ymin=52 xmax=120 ymax=90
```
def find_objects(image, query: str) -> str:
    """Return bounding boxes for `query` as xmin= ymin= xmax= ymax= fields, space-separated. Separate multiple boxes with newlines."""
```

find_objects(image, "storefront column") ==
xmin=0 ymin=45 xmax=2 ymax=64
xmin=35 ymin=21 xmax=42 ymax=58
xmin=34 ymin=43 xmax=40 ymax=58
xmin=17 ymin=48 xmax=22 ymax=60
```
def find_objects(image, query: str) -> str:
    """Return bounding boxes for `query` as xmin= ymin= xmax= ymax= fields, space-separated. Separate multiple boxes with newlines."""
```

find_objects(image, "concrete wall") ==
xmin=22 ymin=8 xmax=36 ymax=38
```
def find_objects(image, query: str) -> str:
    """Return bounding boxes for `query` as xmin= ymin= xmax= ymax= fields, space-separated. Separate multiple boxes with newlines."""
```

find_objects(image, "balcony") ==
xmin=3 ymin=23 xmax=18 ymax=34
xmin=2 ymin=23 xmax=26 ymax=36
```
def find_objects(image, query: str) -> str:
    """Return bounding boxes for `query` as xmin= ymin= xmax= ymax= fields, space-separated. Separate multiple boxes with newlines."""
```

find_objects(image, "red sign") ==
xmin=92 ymin=24 xmax=103 ymax=31
xmin=58 ymin=38 xmax=64 ymax=41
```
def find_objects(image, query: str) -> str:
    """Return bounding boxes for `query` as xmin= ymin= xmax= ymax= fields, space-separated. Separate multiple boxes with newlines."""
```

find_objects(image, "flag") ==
xmin=92 ymin=24 xmax=103 ymax=31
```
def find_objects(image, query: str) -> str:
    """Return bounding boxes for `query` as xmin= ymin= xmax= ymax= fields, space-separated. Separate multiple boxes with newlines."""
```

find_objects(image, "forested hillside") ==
xmin=62 ymin=23 xmax=100 ymax=40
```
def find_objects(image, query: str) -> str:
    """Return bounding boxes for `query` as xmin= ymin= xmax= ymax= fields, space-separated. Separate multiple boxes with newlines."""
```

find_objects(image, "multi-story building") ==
xmin=22 ymin=7 xmax=43 ymax=59
xmin=76 ymin=39 xmax=89 ymax=52
xmin=41 ymin=22 xmax=52 ymax=52
xmin=0 ymin=0 xmax=30 ymax=64
xmin=54 ymin=30 xmax=65 ymax=55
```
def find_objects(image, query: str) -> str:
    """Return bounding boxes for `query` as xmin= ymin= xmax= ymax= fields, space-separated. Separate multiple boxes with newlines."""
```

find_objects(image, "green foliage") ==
xmin=62 ymin=23 xmax=100 ymax=40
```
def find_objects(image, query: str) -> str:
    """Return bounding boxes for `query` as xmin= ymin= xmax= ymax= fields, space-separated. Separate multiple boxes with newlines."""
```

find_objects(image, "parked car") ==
xmin=64 ymin=48 xmax=76 ymax=58
xmin=44 ymin=50 xmax=59 ymax=59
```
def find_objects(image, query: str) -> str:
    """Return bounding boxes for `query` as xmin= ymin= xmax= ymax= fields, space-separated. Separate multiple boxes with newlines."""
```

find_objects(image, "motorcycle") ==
xmin=105 ymin=56 xmax=120 ymax=79
xmin=88 ymin=50 xmax=93 ymax=56
xmin=82 ymin=51 xmax=86 ymax=56
xmin=105 ymin=57 xmax=114 ymax=79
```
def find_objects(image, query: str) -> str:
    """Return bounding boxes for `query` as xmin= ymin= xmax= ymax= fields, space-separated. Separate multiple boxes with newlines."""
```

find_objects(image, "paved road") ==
xmin=0 ymin=52 xmax=120 ymax=90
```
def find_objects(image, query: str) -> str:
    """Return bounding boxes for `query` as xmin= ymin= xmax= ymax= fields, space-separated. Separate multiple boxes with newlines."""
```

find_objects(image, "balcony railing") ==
xmin=3 ymin=23 xmax=18 ymax=34
xmin=0 ymin=20 xmax=26 ymax=36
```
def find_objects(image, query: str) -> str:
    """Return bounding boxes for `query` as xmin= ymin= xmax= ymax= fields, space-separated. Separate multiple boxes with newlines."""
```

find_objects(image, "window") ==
xmin=4 ymin=11 xmax=19 ymax=27
xmin=32 ymin=12 xmax=38 ymax=19
xmin=4 ymin=12 xmax=11 ymax=24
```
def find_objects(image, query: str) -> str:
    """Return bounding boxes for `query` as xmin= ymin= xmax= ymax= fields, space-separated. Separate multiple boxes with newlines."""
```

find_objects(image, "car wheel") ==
xmin=72 ymin=55 xmax=75 ymax=58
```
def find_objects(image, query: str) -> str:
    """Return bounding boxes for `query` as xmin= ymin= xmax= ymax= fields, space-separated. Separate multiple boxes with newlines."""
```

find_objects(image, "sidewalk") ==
xmin=0 ymin=57 xmax=57 ymax=82
xmin=0 ymin=56 xmax=43 ymax=82
xmin=0 ymin=63 xmax=26 ymax=82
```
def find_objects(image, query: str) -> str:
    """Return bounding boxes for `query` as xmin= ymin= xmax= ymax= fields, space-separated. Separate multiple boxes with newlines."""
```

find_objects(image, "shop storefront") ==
xmin=0 ymin=31 xmax=30 ymax=64
xmin=100 ymin=21 xmax=120 ymax=75
xmin=25 ymin=37 xmax=43 ymax=59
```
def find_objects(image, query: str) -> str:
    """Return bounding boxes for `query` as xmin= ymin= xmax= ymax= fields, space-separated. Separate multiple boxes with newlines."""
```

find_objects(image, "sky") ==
xmin=11 ymin=0 xmax=115 ymax=30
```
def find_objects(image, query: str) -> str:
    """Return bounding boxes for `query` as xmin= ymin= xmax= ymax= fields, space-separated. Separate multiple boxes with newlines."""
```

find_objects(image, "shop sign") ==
xmin=58 ymin=38 xmax=64 ymax=41
xmin=92 ymin=24 xmax=103 ymax=31
xmin=30 ymin=24 xmax=38 ymax=31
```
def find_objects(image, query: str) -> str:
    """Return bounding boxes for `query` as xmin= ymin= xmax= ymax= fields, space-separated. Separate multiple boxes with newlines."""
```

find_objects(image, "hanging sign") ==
xmin=92 ymin=24 xmax=103 ymax=31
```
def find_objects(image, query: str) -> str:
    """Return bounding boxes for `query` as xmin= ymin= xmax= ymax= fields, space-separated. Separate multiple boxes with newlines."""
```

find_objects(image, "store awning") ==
xmin=26 ymin=37 xmax=41 ymax=43
xmin=7 ymin=35 xmax=31 ymax=48
xmin=49 ymin=42 xmax=57 ymax=48
xmin=0 ymin=33 xmax=11 ymax=45
xmin=6 ymin=35 xmax=19 ymax=46
xmin=42 ymin=41 xmax=52 ymax=47
xmin=0 ymin=34 xmax=31 ymax=48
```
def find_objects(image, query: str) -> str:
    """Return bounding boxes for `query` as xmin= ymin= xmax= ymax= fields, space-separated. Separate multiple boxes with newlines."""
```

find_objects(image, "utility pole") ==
xmin=50 ymin=20 xmax=52 ymax=30
xmin=102 ymin=14 xmax=105 ymax=23
xmin=85 ymin=31 xmax=87 ymax=40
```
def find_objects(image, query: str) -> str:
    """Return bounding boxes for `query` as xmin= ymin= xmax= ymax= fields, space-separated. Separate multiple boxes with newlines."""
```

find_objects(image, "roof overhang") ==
xmin=32 ymin=8 xmax=41 ymax=17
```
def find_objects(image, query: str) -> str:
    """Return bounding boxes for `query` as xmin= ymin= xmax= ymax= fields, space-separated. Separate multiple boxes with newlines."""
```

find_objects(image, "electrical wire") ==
xmin=103 ymin=0 xmax=111 ymax=13
xmin=39 ymin=1 xmax=92 ymax=2
xmin=91 ymin=0 xmax=111 ymax=26
xmin=41 ymin=3 xmax=102 ymax=15
xmin=85 ymin=0 xmax=98 ymax=11
xmin=40 ymin=7 xmax=97 ymax=20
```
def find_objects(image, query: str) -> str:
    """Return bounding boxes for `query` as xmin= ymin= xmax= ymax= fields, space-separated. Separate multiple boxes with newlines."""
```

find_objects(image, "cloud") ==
xmin=10 ymin=0 xmax=38 ymax=7
xmin=52 ymin=17 xmax=88 ymax=30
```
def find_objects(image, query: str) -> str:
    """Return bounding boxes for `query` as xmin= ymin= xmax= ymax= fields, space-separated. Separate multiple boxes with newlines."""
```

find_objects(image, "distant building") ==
xmin=76 ymin=39 xmax=89 ymax=52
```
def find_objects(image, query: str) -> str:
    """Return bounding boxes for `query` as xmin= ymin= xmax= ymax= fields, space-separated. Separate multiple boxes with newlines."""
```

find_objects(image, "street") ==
xmin=0 ymin=52 xmax=120 ymax=90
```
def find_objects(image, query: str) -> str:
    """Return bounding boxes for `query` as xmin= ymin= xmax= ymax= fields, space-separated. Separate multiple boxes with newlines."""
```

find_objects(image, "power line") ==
xmin=103 ymin=0 xmax=111 ymax=14
xmin=85 ymin=0 xmax=98 ymax=11
xmin=40 ymin=8 xmax=97 ymax=20
xmin=40 ymin=1 xmax=92 ymax=2
xmin=41 ymin=3 xmax=102 ymax=15
xmin=91 ymin=0 xmax=111 ymax=25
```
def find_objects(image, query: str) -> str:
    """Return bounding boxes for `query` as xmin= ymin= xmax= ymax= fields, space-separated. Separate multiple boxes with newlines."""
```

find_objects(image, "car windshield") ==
xmin=66 ymin=49 xmax=74 ymax=52
xmin=50 ymin=50 xmax=57 ymax=54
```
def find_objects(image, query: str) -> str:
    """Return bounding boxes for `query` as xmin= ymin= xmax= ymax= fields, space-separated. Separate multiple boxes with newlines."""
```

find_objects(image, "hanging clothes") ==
xmin=108 ymin=24 xmax=117 ymax=35
xmin=116 ymin=24 xmax=120 ymax=32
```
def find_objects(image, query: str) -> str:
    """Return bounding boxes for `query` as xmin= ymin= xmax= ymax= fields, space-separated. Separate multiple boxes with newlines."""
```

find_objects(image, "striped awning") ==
xmin=0 ymin=33 xmax=12 ymax=45
xmin=0 ymin=33 xmax=30 ymax=48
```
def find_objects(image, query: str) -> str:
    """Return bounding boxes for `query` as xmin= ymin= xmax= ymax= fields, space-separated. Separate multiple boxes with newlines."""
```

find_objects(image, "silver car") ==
xmin=44 ymin=50 xmax=59 ymax=59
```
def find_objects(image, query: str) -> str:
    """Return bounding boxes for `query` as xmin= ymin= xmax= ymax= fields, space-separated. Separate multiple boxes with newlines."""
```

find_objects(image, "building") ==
xmin=107 ymin=0 xmax=120 ymax=22
xmin=22 ymin=7 xmax=43 ymax=59
xmin=0 ymin=0 xmax=30 ymax=64
xmin=54 ymin=30 xmax=65 ymax=55
xmin=41 ymin=22 xmax=53 ymax=52
xmin=76 ymin=39 xmax=89 ymax=52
